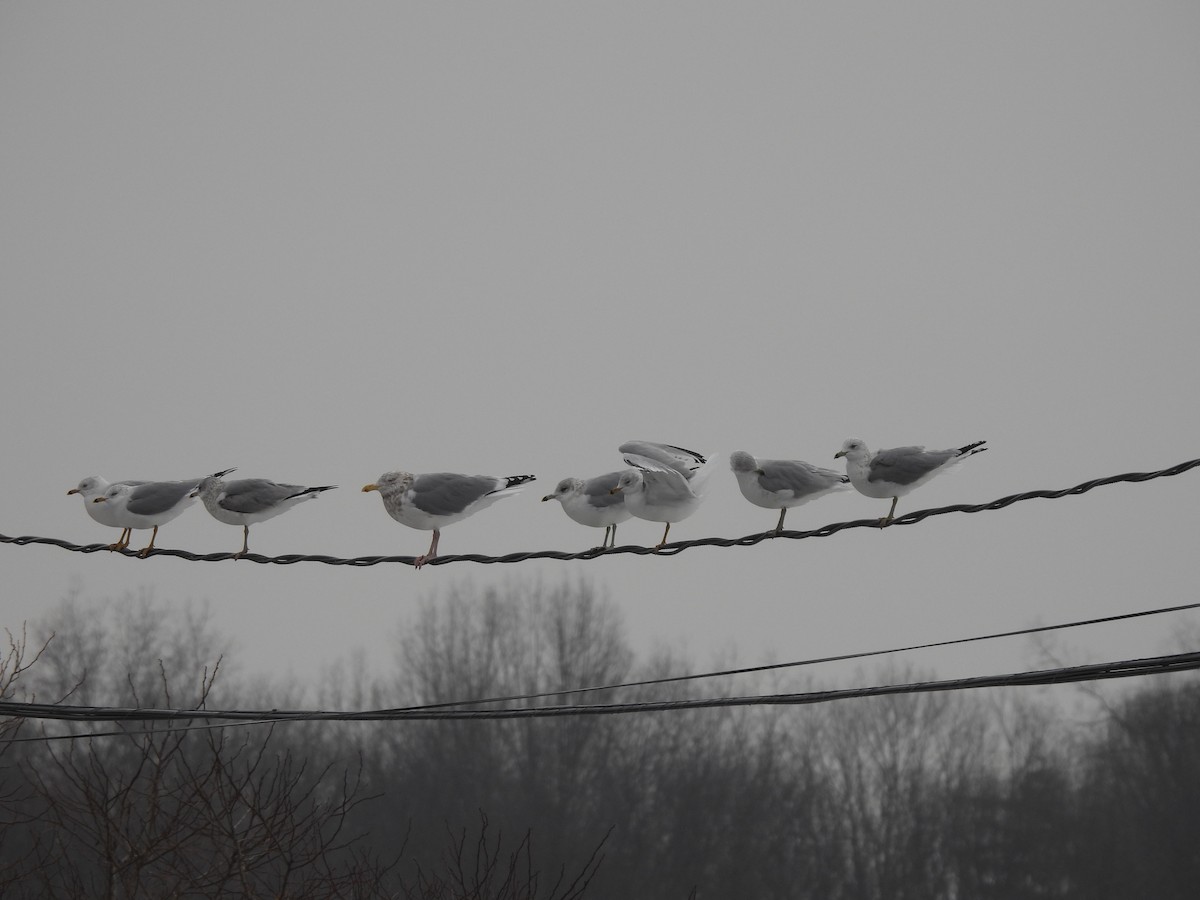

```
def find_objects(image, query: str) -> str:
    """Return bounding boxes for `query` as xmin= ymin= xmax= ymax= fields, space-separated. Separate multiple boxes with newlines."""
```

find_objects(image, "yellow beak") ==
xmin=361 ymin=483 xmax=379 ymax=493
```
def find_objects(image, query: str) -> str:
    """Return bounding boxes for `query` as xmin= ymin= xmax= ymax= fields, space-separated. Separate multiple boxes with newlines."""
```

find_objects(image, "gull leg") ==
xmin=233 ymin=525 xmax=250 ymax=559
xmin=137 ymin=526 xmax=159 ymax=558
xmin=608 ymin=524 xmax=617 ymax=549
xmin=109 ymin=528 xmax=130 ymax=552
xmin=655 ymin=522 xmax=671 ymax=549
xmin=594 ymin=525 xmax=611 ymax=551
xmin=775 ymin=508 xmax=787 ymax=534
xmin=880 ymin=496 xmax=899 ymax=527
xmin=414 ymin=529 xmax=440 ymax=569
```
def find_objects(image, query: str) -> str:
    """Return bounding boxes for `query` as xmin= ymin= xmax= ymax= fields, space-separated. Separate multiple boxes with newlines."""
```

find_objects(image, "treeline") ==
xmin=1 ymin=582 xmax=1198 ymax=898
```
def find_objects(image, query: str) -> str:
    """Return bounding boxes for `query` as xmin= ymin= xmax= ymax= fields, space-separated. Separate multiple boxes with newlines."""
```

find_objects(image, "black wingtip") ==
xmin=505 ymin=474 xmax=537 ymax=488
xmin=958 ymin=440 xmax=988 ymax=457
xmin=287 ymin=485 xmax=338 ymax=501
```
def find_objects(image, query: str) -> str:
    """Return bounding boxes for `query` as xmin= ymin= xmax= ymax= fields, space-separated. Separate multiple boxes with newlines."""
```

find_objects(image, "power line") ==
xmin=7 ymin=600 xmax=1199 ymax=743
xmin=5 ymin=457 xmax=1199 ymax=566
xmin=384 ymin=600 xmax=1200 ymax=711
xmin=2 ymin=652 xmax=1197 ymax=736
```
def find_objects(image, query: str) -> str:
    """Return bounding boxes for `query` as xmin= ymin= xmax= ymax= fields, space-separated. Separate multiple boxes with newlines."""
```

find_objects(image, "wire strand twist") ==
xmin=5 ymin=457 xmax=1198 ymax=566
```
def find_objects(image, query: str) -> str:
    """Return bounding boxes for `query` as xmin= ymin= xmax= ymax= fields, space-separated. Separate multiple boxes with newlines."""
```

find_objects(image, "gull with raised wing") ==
xmin=542 ymin=472 xmax=631 ymax=550
xmin=611 ymin=441 xmax=716 ymax=549
xmin=362 ymin=470 xmax=535 ymax=569
xmin=193 ymin=474 xmax=337 ymax=557
xmin=835 ymin=438 xmax=988 ymax=526
xmin=729 ymin=450 xmax=851 ymax=534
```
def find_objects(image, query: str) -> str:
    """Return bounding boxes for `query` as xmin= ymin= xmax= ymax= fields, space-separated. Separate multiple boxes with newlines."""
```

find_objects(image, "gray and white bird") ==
xmin=92 ymin=468 xmax=237 ymax=556
xmin=610 ymin=441 xmax=716 ymax=549
xmin=192 ymin=475 xmax=337 ymax=557
xmin=729 ymin=450 xmax=851 ymax=534
xmin=835 ymin=438 xmax=988 ymax=526
xmin=68 ymin=475 xmax=147 ymax=550
xmin=362 ymin=470 xmax=536 ymax=568
xmin=542 ymin=472 xmax=631 ymax=550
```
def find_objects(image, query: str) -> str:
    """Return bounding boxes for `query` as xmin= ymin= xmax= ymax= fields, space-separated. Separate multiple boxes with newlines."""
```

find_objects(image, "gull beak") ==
xmin=67 ymin=488 xmax=79 ymax=495
xmin=609 ymin=486 xmax=622 ymax=495
xmin=541 ymin=495 xmax=552 ymax=502
xmin=92 ymin=496 xmax=107 ymax=504
xmin=189 ymin=489 xmax=200 ymax=498
xmin=834 ymin=450 xmax=847 ymax=459
xmin=361 ymin=483 xmax=379 ymax=493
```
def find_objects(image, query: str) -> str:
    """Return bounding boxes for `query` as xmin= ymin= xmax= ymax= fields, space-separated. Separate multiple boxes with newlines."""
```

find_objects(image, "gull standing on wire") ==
xmin=610 ymin=441 xmax=716 ymax=549
xmin=729 ymin=450 xmax=851 ymax=534
xmin=835 ymin=438 xmax=988 ymax=526
xmin=92 ymin=468 xmax=237 ymax=557
xmin=362 ymin=470 xmax=536 ymax=569
xmin=68 ymin=476 xmax=147 ymax=551
xmin=542 ymin=472 xmax=631 ymax=550
xmin=193 ymin=474 xmax=337 ymax=557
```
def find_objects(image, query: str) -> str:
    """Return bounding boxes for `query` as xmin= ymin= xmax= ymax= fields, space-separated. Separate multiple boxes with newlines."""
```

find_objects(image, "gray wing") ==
xmin=619 ymin=441 xmax=707 ymax=478
xmin=756 ymin=460 xmax=844 ymax=495
xmin=217 ymin=479 xmax=305 ymax=515
xmin=582 ymin=472 xmax=627 ymax=510
xmin=125 ymin=480 xmax=196 ymax=516
xmin=867 ymin=446 xmax=957 ymax=485
xmin=411 ymin=473 xmax=500 ymax=516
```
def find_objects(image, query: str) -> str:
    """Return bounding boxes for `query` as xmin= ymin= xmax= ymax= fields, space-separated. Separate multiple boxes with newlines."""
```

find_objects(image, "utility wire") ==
xmin=7 ymin=600 xmax=1199 ymax=743
xmin=4 ymin=457 xmax=1199 ymax=566
xmin=382 ymin=600 xmax=1200 ymax=711
xmin=2 ymin=652 xmax=1198 ymax=733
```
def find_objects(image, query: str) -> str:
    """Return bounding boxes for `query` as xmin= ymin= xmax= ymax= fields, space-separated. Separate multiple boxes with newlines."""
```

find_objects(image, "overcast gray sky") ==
xmin=2 ymin=2 xmax=1198 ymax=696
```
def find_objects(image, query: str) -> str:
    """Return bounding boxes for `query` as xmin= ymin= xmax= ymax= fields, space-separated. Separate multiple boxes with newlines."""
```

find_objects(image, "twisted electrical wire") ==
xmin=4 ymin=457 xmax=1199 ymax=567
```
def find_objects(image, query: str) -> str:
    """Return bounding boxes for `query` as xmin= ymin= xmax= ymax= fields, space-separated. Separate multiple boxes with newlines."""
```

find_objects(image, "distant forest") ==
xmin=2 ymin=581 xmax=1197 ymax=899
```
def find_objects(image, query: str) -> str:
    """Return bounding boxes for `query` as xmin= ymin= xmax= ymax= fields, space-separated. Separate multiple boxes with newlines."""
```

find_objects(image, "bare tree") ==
xmin=1 ymin=595 xmax=393 ymax=898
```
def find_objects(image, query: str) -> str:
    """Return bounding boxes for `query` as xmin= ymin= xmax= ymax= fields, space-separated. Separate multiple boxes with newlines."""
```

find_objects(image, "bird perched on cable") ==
xmin=729 ymin=450 xmax=851 ymax=534
xmin=192 ymin=474 xmax=337 ymax=557
xmin=542 ymin=472 xmax=631 ymax=550
xmin=610 ymin=441 xmax=716 ymax=549
xmin=68 ymin=475 xmax=147 ymax=550
xmin=362 ymin=470 xmax=535 ymax=568
xmin=835 ymin=438 xmax=988 ymax=526
xmin=92 ymin=468 xmax=237 ymax=557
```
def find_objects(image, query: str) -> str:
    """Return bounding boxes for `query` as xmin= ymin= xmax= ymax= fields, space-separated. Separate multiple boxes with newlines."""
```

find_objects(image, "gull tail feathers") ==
xmin=685 ymin=453 xmax=721 ymax=498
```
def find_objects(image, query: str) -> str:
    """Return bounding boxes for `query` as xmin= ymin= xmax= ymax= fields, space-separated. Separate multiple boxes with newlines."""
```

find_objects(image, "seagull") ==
xmin=611 ymin=441 xmax=716 ymax=548
xmin=542 ymin=472 xmax=631 ymax=550
xmin=835 ymin=438 xmax=988 ymax=526
xmin=192 ymin=475 xmax=337 ymax=557
xmin=362 ymin=471 xmax=536 ymax=568
xmin=92 ymin=468 xmax=237 ymax=556
xmin=68 ymin=476 xmax=147 ymax=550
xmin=729 ymin=450 xmax=851 ymax=534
